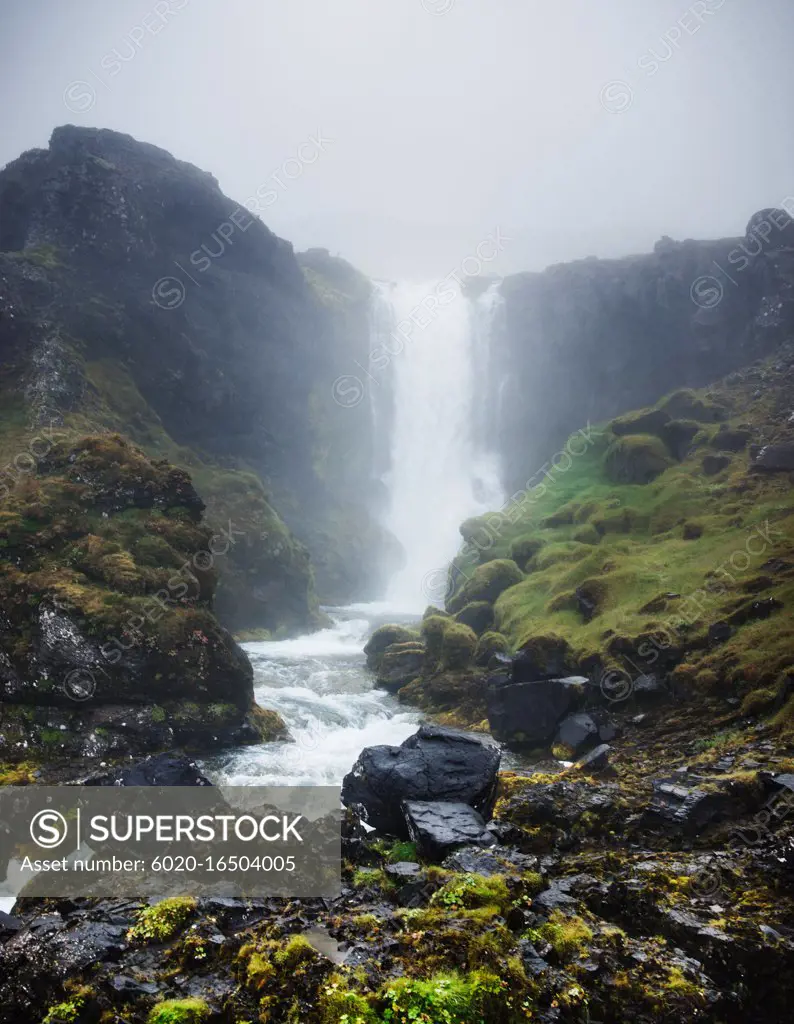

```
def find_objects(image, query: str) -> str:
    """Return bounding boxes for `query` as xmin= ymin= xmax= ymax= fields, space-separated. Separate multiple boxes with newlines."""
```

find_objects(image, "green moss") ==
xmin=319 ymin=978 xmax=379 ymax=1024
xmin=127 ymin=896 xmax=197 ymax=943
xmin=604 ymin=434 xmax=673 ymax=484
xmin=421 ymin=615 xmax=451 ymax=669
xmin=386 ymin=840 xmax=419 ymax=863
xmin=538 ymin=910 xmax=593 ymax=961
xmin=659 ymin=388 xmax=727 ymax=422
xmin=430 ymin=873 xmax=511 ymax=914
xmin=454 ymin=601 xmax=495 ymax=635
xmin=273 ymin=934 xmax=316 ymax=968
xmin=441 ymin=622 xmax=478 ymax=670
xmin=364 ymin=624 xmax=420 ymax=671
xmin=0 ymin=761 xmax=37 ymax=785
xmin=378 ymin=970 xmax=516 ymax=1024
xmin=448 ymin=559 xmax=524 ymax=614
xmin=147 ymin=999 xmax=210 ymax=1024
xmin=475 ymin=630 xmax=510 ymax=667
xmin=42 ymin=998 xmax=84 ymax=1024
xmin=508 ymin=535 xmax=545 ymax=570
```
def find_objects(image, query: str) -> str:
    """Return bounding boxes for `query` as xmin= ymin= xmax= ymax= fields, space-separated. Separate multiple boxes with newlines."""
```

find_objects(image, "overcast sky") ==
xmin=1 ymin=0 xmax=793 ymax=279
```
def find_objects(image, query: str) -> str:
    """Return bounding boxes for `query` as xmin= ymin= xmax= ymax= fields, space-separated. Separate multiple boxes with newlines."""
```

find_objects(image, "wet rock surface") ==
xmin=341 ymin=724 xmax=501 ymax=836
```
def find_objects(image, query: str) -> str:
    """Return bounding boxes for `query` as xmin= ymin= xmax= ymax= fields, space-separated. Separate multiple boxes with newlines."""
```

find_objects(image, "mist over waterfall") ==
xmin=375 ymin=280 xmax=505 ymax=612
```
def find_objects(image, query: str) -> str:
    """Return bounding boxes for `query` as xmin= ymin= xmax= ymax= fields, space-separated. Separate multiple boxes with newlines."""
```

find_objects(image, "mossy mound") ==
xmin=0 ymin=435 xmax=281 ymax=762
xmin=447 ymin=560 xmax=524 ymax=614
xmin=364 ymin=624 xmax=420 ymax=671
xmin=604 ymin=434 xmax=674 ymax=484
xmin=507 ymin=535 xmax=545 ymax=570
xmin=474 ymin=631 xmax=510 ymax=667
xmin=440 ymin=622 xmax=478 ymax=670
xmin=454 ymin=601 xmax=495 ymax=635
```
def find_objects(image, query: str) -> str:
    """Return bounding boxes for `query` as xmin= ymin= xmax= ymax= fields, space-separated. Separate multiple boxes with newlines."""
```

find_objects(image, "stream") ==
xmin=202 ymin=604 xmax=424 ymax=786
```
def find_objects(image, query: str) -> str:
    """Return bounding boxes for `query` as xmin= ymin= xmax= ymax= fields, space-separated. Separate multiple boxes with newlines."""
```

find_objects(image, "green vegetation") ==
xmin=430 ymin=873 xmax=510 ymax=914
xmin=448 ymin=559 xmax=524 ymax=613
xmin=128 ymin=896 xmax=197 ymax=943
xmin=440 ymin=622 xmax=478 ymax=669
xmin=365 ymin=624 xmax=421 ymax=671
xmin=537 ymin=910 xmax=594 ymax=960
xmin=379 ymin=972 xmax=511 ymax=1024
xmin=147 ymin=999 xmax=210 ymax=1024
xmin=446 ymin=364 xmax=794 ymax=724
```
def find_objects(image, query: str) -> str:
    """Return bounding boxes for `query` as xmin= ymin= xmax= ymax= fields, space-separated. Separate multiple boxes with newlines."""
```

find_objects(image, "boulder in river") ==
xmin=402 ymin=800 xmax=494 ymax=860
xmin=341 ymin=724 xmax=501 ymax=837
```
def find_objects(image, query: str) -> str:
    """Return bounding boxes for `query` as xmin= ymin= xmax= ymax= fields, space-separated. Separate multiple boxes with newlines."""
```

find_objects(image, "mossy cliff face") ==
xmin=0 ymin=126 xmax=386 ymax=625
xmin=494 ymin=217 xmax=794 ymax=493
xmin=0 ymin=433 xmax=285 ymax=761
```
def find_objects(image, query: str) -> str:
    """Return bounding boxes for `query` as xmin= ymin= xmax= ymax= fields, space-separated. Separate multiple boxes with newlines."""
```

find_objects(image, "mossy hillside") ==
xmin=450 ymin=359 xmax=794 ymax=717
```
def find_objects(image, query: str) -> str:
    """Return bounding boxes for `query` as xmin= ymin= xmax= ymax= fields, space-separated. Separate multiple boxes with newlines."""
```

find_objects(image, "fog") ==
xmin=1 ymin=0 xmax=793 ymax=279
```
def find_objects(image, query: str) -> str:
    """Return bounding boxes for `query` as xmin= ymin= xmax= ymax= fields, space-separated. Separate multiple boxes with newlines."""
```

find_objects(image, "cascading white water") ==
xmin=378 ymin=279 xmax=504 ymax=611
xmin=197 ymin=279 xmax=507 ymax=794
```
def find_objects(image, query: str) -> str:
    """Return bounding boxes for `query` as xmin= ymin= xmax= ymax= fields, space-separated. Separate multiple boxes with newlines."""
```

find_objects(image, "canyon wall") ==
xmin=494 ymin=213 xmax=794 ymax=491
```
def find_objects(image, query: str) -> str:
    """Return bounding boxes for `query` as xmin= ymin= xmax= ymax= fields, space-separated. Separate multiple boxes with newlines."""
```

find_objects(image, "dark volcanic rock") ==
xmin=750 ymin=443 xmax=794 ymax=471
xmin=402 ymin=800 xmax=494 ymax=860
xmin=573 ymin=743 xmax=612 ymax=774
xmin=82 ymin=752 xmax=213 ymax=787
xmin=556 ymin=710 xmax=617 ymax=754
xmin=486 ymin=677 xmax=588 ymax=749
xmin=341 ymin=725 xmax=501 ymax=837
xmin=375 ymin=643 xmax=425 ymax=692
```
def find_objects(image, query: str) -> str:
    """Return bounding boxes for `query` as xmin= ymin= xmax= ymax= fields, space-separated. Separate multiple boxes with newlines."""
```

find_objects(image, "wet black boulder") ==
xmin=341 ymin=725 xmax=501 ymax=837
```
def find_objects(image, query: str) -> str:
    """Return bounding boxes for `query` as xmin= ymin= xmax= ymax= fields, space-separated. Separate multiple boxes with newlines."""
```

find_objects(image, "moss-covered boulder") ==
xmin=604 ymin=434 xmax=673 ymax=484
xmin=376 ymin=642 xmax=426 ymax=692
xmin=454 ymin=601 xmax=494 ymax=635
xmin=508 ymin=535 xmax=545 ymax=571
xmin=440 ymin=622 xmax=477 ymax=670
xmin=475 ymin=631 xmax=510 ymax=667
xmin=0 ymin=435 xmax=282 ymax=762
xmin=710 ymin=424 xmax=752 ymax=452
xmin=420 ymin=615 xmax=451 ymax=671
xmin=659 ymin=418 xmax=702 ymax=460
xmin=363 ymin=624 xmax=419 ymax=671
xmin=447 ymin=560 xmax=524 ymax=614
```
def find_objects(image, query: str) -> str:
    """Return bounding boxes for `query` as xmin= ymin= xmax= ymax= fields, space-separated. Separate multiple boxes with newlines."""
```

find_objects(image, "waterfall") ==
xmin=374 ymin=279 xmax=504 ymax=612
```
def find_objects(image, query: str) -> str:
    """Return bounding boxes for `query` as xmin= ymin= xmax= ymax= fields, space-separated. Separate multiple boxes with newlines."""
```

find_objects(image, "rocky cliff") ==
xmin=494 ymin=212 xmax=794 ymax=492
xmin=0 ymin=126 xmax=386 ymax=628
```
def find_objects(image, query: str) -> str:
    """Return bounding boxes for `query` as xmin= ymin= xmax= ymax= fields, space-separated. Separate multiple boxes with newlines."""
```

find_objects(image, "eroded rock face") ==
xmin=341 ymin=724 xmax=501 ymax=837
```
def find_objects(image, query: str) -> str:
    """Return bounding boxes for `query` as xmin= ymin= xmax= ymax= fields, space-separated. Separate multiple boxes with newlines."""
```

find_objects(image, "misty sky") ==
xmin=1 ymin=0 xmax=793 ymax=280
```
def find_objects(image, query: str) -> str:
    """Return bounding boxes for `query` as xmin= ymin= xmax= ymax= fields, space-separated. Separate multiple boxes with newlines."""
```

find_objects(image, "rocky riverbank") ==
xmin=2 ymin=707 xmax=793 ymax=1023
